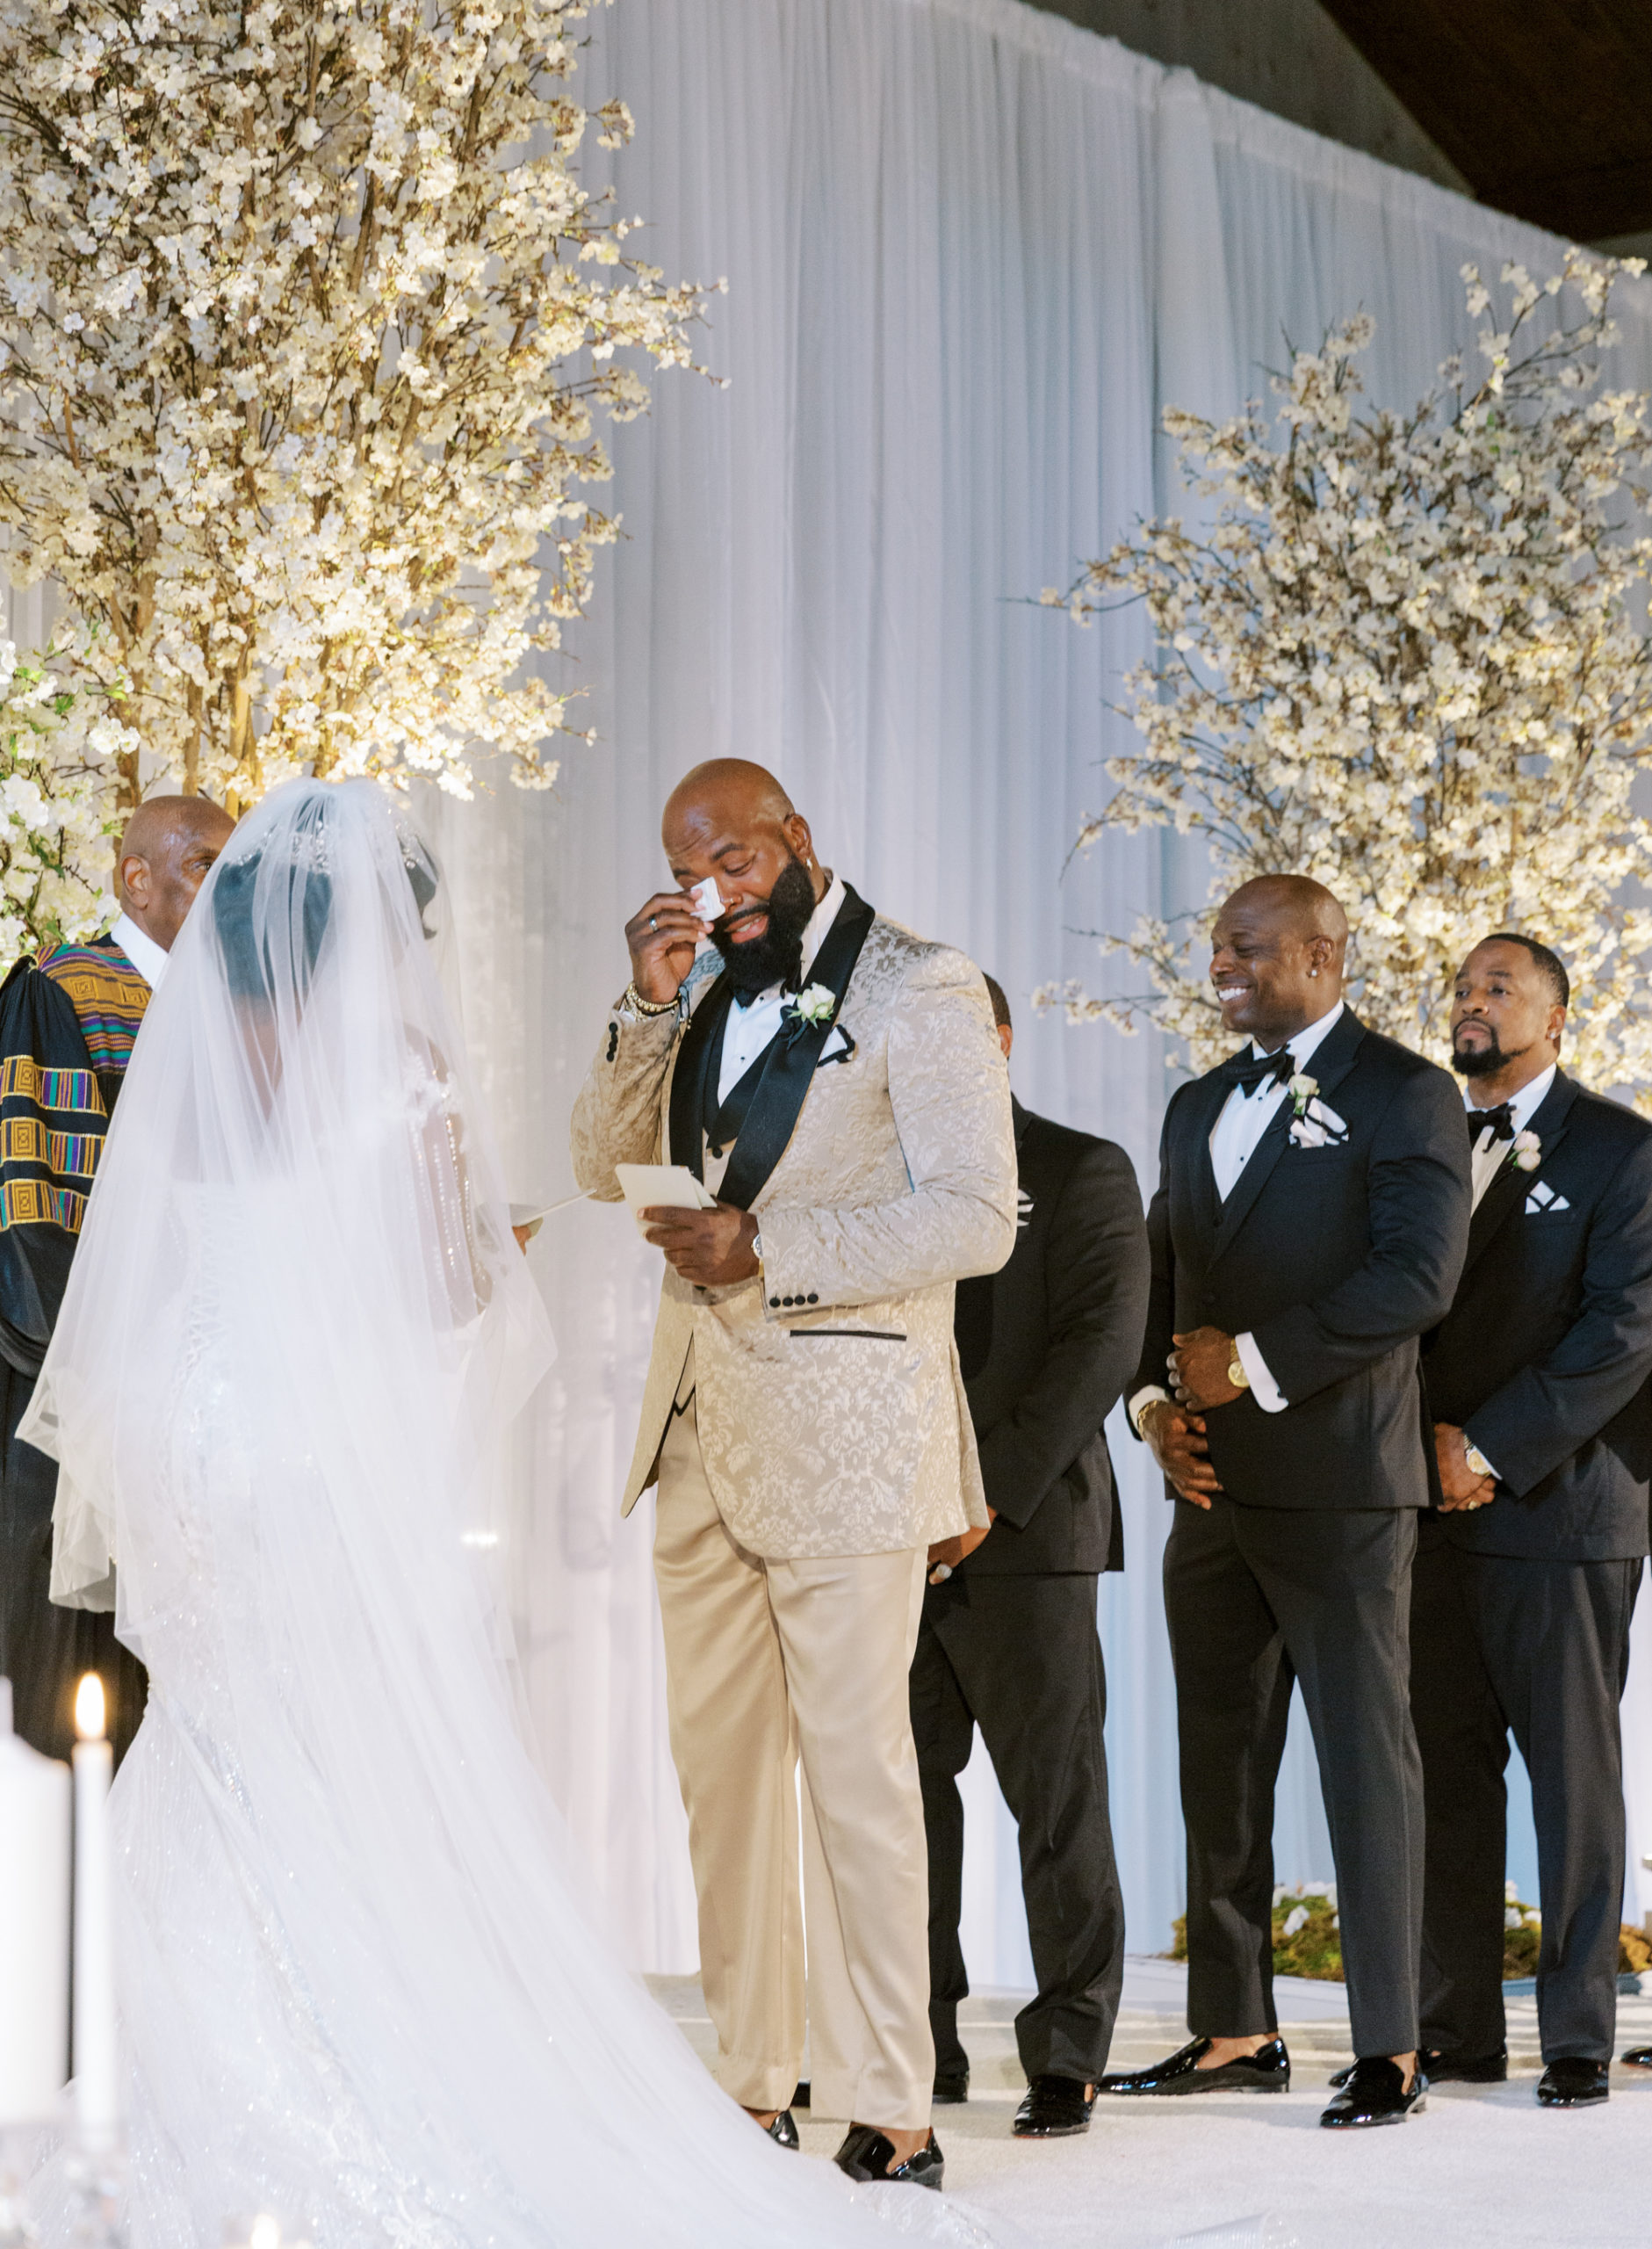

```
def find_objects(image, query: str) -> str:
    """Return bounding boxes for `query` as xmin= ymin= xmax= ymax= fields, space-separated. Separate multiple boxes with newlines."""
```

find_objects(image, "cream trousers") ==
xmin=653 ymin=1388 xmax=934 ymax=2128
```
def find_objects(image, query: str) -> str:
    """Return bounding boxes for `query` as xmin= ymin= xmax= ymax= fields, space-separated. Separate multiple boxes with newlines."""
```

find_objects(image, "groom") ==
xmin=571 ymin=760 xmax=1015 ymax=2189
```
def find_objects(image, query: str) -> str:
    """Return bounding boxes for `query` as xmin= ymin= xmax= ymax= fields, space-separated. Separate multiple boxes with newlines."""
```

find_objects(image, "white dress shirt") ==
xmin=1464 ymin=1062 xmax=1555 ymax=1212
xmin=111 ymin=909 xmax=168 ymax=990
xmin=716 ymin=873 xmax=846 ymax=1103
xmin=1130 ymin=997 xmax=1345 ymax=1434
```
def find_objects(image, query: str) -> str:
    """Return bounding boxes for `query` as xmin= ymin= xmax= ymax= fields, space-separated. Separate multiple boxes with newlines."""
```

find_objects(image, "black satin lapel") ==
xmin=715 ymin=886 xmax=876 ymax=1211
xmin=1462 ymin=1161 xmax=1526 ymax=1275
xmin=1208 ymin=1102 xmax=1294 ymax=1262
xmin=1208 ymin=1012 xmax=1367 ymax=1265
xmin=667 ymin=978 xmax=731 ymax=1180
xmin=1460 ymin=1070 xmax=1578 ymax=1278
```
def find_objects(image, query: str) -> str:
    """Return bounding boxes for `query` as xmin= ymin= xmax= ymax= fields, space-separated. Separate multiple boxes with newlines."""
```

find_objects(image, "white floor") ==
xmin=647 ymin=1961 xmax=1652 ymax=2249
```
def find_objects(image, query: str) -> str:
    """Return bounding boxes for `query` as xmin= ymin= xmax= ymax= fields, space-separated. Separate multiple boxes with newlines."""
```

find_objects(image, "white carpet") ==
xmin=647 ymin=1962 xmax=1652 ymax=2248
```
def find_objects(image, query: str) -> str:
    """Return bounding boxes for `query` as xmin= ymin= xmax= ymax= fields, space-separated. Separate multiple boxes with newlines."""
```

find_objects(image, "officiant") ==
xmin=571 ymin=759 xmax=1015 ymax=2192
xmin=0 ymin=793 xmax=234 ymax=1761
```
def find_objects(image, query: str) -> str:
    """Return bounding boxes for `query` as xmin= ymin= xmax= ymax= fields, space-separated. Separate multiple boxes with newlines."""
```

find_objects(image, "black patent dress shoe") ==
xmin=933 ymin=2065 xmax=970 ymax=2104
xmin=1320 ymin=2057 xmax=1425 ymax=2128
xmin=1538 ymin=2059 xmax=1609 ymax=2107
xmin=1620 ymin=2046 xmax=1652 ymax=2068
xmin=764 ymin=2109 xmax=800 ymax=2149
xmin=1013 ymin=2074 xmax=1095 ymax=2137
xmin=791 ymin=2079 xmax=812 ymax=2108
xmin=1099 ymin=2035 xmax=1290 ymax=2095
xmin=1329 ymin=2043 xmax=1504 ymax=2090
xmin=833 ymin=2126 xmax=944 ymax=2189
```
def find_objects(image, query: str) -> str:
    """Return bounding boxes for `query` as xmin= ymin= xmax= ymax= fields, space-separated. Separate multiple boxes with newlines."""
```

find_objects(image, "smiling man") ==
xmin=1406 ymin=935 xmax=1652 ymax=2106
xmin=1099 ymin=873 xmax=1469 ymax=2129
xmin=569 ymin=760 xmax=1015 ymax=2189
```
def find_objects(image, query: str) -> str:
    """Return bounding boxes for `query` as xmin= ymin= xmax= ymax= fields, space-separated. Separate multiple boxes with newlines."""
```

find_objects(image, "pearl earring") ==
xmin=1309 ymin=968 xmax=1318 ymax=978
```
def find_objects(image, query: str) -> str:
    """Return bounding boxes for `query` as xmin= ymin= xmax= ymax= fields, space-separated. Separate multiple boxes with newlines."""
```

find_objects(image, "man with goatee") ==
xmin=571 ymin=761 xmax=1015 ymax=2189
xmin=1100 ymin=875 xmax=1469 ymax=2129
xmin=1406 ymin=935 xmax=1652 ymax=2106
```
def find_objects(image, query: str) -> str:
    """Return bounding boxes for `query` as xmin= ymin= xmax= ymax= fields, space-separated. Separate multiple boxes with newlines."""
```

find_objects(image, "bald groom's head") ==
xmin=661 ymin=760 xmax=828 ymax=999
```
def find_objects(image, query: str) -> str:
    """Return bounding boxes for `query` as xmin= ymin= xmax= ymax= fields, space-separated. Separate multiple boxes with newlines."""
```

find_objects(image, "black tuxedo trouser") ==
xmin=0 ymin=1360 xmax=146 ymax=1764
xmin=1410 ymin=1520 xmax=1640 ymax=2065
xmin=911 ymin=1573 xmax=1124 ymax=2084
xmin=1164 ymin=1493 xmax=1423 ymax=2059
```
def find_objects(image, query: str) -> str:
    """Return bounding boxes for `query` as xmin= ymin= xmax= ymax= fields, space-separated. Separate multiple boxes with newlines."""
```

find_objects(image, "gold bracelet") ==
xmin=621 ymin=981 xmax=678 ymax=1019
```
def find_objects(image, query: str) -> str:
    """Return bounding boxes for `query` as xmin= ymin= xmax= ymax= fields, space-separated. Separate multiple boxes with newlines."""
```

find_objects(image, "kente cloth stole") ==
xmin=668 ymin=885 xmax=876 ymax=1211
xmin=36 ymin=938 xmax=151 ymax=1077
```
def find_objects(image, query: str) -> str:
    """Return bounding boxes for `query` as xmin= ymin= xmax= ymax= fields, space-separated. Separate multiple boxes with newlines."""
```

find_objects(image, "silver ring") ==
xmin=932 ymin=1562 xmax=953 ymax=1583
xmin=649 ymin=915 xmax=657 ymax=929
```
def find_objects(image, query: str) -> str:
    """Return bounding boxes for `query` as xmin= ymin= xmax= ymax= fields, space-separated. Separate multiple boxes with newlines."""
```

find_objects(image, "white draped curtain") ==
xmin=17 ymin=0 xmax=1652 ymax=1980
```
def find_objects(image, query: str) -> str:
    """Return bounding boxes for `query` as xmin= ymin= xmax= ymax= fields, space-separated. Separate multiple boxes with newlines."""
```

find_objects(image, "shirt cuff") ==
xmin=1129 ymin=1385 xmax=1171 ymax=1439
xmin=1236 ymin=1332 xmax=1288 ymax=1414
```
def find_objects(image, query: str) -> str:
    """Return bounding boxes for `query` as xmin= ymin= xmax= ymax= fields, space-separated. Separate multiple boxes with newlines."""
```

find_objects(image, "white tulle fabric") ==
xmin=22 ymin=780 xmax=981 ymax=2249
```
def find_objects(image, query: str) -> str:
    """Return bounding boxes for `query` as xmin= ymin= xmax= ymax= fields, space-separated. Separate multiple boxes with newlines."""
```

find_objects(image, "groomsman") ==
xmin=1409 ymin=935 xmax=1652 ymax=2106
xmin=912 ymin=976 xmax=1149 ymax=2138
xmin=1100 ymin=875 xmax=1470 ymax=2128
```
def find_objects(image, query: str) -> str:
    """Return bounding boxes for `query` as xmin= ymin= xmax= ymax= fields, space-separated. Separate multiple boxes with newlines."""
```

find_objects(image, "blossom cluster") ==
xmin=1037 ymin=253 xmax=1652 ymax=1101
xmin=0 ymin=630 xmax=140 ymax=972
xmin=0 ymin=0 xmax=711 ymax=806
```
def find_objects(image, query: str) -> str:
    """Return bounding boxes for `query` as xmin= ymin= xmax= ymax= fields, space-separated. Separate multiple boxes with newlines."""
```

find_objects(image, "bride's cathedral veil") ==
xmin=24 ymin=781 xmax=975 ymax=2249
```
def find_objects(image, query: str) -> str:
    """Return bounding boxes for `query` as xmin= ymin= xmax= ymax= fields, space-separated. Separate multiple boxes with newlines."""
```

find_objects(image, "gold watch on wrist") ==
xmin=1227 ymin=1344 xmax=1252 ymax=1392
xmin=1464 ymin=1438 xmax=1494 ymax=1480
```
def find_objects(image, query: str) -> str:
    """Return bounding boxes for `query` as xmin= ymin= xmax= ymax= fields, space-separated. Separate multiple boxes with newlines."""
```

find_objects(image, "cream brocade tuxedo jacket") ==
xmin=570 ymin=913 xmax=1017 ymax=1559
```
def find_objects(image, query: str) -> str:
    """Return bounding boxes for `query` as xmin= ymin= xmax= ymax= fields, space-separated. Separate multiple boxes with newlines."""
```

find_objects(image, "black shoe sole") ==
xmin=1013 ymin=2119 xmax=1091 ymax=2137
xmin=1538 ymin=2089 xmax=1609 ymax=2107
xmin=1321 ymin=2094 xmax=1426 ymax=2128
xmin=932 ymin=2089 xmax=969 ymax=2105
xmin=1099 ymin=2074 xmax=1289 ymax=2096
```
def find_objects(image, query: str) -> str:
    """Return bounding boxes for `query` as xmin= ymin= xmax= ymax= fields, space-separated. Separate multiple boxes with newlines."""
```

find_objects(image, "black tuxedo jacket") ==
xmin=1134 ymin=1009 xmax=1471 ymax=1510
xmin=952 ymin=1100 xmax=1149 ymax=1575
xmin=1423 ymin=1071 xmax=1652 ymax=1562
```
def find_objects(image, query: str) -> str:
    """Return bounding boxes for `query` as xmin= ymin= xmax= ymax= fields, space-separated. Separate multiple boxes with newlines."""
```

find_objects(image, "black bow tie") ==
xmin=1468 ymin=1102 xmax=1516 ymax=1144
xmin=1224 ymin=1047 xmax=1295 ymax=1097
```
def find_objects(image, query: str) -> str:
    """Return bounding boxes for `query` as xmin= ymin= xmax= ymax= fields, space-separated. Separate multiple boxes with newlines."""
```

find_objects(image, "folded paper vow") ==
xmin=614 ymin=1163 xmax=718 ymax=1237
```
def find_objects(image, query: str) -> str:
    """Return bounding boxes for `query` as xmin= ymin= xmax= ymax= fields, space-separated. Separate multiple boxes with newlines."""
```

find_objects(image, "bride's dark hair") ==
xmin=213 ymin=840 xmax=335 ymax=1003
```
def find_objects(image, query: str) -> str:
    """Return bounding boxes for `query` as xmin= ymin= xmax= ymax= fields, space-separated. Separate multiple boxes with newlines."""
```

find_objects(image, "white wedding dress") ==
xmin=23 ymin=782 xmax=991 ymax=2249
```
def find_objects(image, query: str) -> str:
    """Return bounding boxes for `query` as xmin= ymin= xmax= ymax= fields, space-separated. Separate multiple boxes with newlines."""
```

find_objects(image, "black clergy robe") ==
xmin=0 ymin=934 xmax=152 ymax=1762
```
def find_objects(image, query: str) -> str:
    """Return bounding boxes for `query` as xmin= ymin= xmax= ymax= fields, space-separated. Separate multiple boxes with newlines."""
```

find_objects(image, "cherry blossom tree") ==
xmin=0 ymin=626 xmax=140 ymax=968
xmin=1039 ymin=253 xmax=1652 ymax=1098
xmin=0 ymin=0 xmax=709 ymax=808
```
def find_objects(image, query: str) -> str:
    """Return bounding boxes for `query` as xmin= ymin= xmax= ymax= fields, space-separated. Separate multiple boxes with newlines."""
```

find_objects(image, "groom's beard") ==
xmin=713 ymin=853 xmax=819 ymax=1000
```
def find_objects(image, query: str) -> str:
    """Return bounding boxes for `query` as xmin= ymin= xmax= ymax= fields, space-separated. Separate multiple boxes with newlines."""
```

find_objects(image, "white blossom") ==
xmin=1037 ymin=254 xmax=1652 ymax=1103
xmin=0 ymin=625 xmax=139 ymax=971
xmin=0 ymin=0 xmax=713 ymax=807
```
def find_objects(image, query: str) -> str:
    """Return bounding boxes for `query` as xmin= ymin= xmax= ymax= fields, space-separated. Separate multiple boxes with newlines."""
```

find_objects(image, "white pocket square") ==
xmin=1290 ymin=1097 xmax=1348 ymax=1150
xmin=1525 ymin=1180 xmax=1570 ymax=1215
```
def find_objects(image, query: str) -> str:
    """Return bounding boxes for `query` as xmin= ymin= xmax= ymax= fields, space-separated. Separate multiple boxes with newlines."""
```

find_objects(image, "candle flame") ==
xmin=75 ymin=1671 xmax=106 ymax=1742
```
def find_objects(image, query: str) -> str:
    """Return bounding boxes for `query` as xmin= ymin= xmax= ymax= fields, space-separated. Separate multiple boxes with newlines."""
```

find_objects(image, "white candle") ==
xmin=0 ymin=1677 xmax=71 ymax=2123
xmin=71 ymin=1671 xmax=119 ymax=2149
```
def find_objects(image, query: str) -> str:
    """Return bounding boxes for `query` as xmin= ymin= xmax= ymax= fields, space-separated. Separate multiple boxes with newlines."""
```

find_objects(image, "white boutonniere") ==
xmin=782 ymin=980 xmax=842 ymax=1048
xmin=791 ymin=982 xmax=837 ymax=1023
xmin=1510 ymin=1128 xmax=1541 ymax=1173
xmin=1289 ymin=1085 xmax=1349 ymax=1150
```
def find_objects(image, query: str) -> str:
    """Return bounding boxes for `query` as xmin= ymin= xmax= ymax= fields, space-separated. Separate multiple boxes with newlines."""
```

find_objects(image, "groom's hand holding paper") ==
xmin=645 ymin=1202 xmax=761 ymax=1288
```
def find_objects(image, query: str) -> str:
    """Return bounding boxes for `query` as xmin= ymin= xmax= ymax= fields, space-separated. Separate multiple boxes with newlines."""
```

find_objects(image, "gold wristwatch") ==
xmin=1464 ymin=1438 xmax=1494 ymax=1479
xmin=1227 ymin=1344 xmax=1251 ymax=1392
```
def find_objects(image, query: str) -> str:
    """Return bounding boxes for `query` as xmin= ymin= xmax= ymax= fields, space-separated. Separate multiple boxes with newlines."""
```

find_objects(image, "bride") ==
xmin=23 ymin=781 xmax=986 ymax=2249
